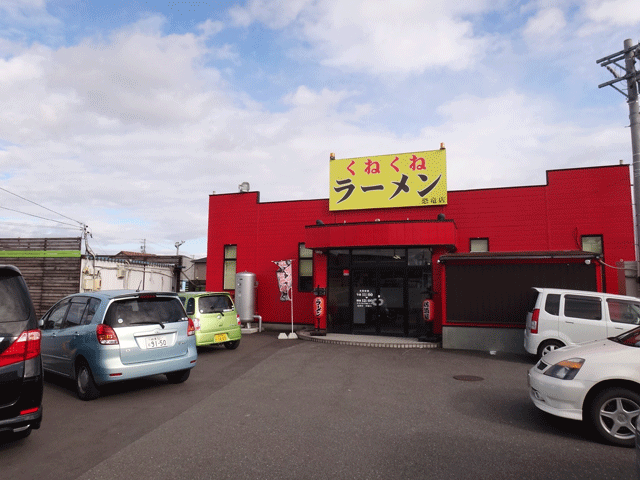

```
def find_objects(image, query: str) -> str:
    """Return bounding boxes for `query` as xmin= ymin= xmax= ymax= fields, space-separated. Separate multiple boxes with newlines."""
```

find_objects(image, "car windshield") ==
xmin=0 ymin=273 xmax=31 ymax=322
xmin=613 ymin=327 xmax=640 ymax=347
xmin=199 ymin=295 xmax=233 ymax=314
xmin=104 ymin=296 xmax=186 ymax=328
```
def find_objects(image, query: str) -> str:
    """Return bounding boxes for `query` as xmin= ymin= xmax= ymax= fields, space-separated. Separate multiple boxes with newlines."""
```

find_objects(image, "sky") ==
xmin=1 ymin=0 xmax=639 ymax=259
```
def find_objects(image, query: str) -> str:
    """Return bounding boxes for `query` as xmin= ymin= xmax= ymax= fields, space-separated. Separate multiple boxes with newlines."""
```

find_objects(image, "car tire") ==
xmin=166 ymin=369 xmax=190 ymax=384
xmin=76 ymin=360 xmax=101 ymax=401
xmin=537 ymin=340 xmax=564 ymax=358
xmin=224 ymin=340 xmax=240 ymax=350
xmin=589 ymin=387 xmax=640 ymax=447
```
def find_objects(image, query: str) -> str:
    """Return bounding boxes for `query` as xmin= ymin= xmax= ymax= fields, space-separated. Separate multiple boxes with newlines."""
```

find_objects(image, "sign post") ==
xmin=273 ymin=260 xmax=297 ymax=339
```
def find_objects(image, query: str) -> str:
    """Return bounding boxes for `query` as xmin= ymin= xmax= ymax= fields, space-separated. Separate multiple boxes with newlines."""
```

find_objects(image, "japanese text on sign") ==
xmin=329 ymin=149 xmax=447 ymax=211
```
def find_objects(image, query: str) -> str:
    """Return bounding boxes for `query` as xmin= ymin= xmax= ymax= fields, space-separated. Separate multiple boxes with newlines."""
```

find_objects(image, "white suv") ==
xmin=524 ymin=287 xmax=640 ymax=357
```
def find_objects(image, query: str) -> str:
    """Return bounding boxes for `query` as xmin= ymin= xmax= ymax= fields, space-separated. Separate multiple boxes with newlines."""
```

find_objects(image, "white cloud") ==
xmin=423 ymin=91 xmax=630 ymax=189
xmin=230 ymin=0 xmax=496 ymax=75
xmin=0 ymin=2 xmax=637 ymax=257
xmin=583 ymin=0 xmax=640 ymax=27
xmin=522 ymin=7 xmax=566 ymax=51
xmin=228 ymin=0 xmax=313 ymax=29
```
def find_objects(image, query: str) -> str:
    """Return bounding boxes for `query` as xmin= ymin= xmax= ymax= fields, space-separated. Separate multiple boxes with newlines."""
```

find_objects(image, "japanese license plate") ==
xmin=214 ymin=333 xmax=228 ymax=343
xmin=146 ymin=335 xmax=168 ymax=349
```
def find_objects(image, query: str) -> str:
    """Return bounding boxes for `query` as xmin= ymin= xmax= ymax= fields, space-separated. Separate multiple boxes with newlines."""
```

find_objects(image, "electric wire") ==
xmin=0 ymin=206 xmax=82 ymax=229
xmin=0 ymin=186 xmax=83 ymax=226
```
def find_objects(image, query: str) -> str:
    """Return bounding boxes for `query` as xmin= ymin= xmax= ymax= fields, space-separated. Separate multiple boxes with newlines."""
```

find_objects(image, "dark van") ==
xmin=0 ymin=265 xmax=43 ymax=439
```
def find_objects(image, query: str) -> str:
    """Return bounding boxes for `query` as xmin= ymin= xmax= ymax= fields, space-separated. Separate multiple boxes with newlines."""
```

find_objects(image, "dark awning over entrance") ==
xmin=305 ymin=219 xmax=456 ymax=249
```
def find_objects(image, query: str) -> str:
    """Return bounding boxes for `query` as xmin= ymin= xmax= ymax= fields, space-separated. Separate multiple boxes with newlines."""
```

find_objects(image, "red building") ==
xmin=206 ymin=161 xmax=635 ymax=353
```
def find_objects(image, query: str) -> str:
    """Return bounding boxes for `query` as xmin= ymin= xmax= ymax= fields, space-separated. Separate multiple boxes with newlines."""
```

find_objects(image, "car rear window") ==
xmin=103 ymin=296 xmax=186 ymax=328
xmin=526 ymin=289 xmax=541 ymax=312
xmin=0 ymin=272 xmax=31 ymax=322
xmin=198 ymin=295 xmax=234 ymax=313
xmin=544 ymin=294 xmax=560 ymax=316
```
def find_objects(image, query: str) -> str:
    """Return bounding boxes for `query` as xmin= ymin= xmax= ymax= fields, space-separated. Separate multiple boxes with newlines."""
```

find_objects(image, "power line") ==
xmin=0 ymin=206 xmax=82 ymax=229
xmin=0 ymin=186 xmax=84 ymax=227
xmin=0 ymin=220 xmax=83 ymax=231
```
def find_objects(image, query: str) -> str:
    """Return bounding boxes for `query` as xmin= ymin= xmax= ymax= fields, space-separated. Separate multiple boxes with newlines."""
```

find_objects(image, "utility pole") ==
xmin=597 ymin=39 xmax=640 ymax=262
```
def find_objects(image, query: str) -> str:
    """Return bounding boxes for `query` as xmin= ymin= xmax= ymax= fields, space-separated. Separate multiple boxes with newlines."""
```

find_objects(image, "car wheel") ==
xmin=76 ymin=360 xmax=101 ymax=401
xmin=537 ymin=340 xmax=564 ymax=357
xmin=166 ymin=369 xmax=190 ymax=384
xmin=589 ymin=388 xmax=640 ymax=447
xmin=224 ymin=340 xmax=240 ymax=350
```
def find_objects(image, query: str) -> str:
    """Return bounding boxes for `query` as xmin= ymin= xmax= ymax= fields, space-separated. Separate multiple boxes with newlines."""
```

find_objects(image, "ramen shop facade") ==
xmin=206 ymin=150 xmax=635 ymax=352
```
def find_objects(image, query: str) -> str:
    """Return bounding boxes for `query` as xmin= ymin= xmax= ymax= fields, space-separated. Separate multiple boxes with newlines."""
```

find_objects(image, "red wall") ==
xmin=207 ymin=165 xmax=635 ymax=327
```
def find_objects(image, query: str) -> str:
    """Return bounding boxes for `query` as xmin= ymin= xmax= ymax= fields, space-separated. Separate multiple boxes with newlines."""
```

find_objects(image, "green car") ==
xmin=178 ymin=292 xmax=241 ymax=349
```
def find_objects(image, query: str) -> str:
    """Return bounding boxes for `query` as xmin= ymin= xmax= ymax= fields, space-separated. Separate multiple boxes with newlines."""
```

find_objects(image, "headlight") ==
xmin=543 ymin=358 xmax=585 ymax=380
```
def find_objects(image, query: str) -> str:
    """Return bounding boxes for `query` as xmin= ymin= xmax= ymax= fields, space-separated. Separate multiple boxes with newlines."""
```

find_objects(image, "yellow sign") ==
xmin=329 ymin=149 xmax=447 ymax=211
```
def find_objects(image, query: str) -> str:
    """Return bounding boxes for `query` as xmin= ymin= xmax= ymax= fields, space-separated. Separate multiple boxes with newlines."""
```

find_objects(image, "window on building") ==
xmin=581 ymin=235 xmax=603 ymax=255
xmin=299 ymin=243 xmax=313 ymax=292
xmin=223 ymin=245 xmax=237 ymax=290
xmin=470 ymin=238 xmax=489 ymax=252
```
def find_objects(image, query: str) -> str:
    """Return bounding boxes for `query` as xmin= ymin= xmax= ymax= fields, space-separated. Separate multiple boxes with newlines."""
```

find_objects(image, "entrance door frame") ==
xmin=326 ymin=247 xmax=433 ymax=337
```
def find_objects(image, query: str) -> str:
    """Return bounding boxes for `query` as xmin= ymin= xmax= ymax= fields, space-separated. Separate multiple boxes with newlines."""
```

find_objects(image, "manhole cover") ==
xmin=453 ymin=375 xmax=484 ymax=382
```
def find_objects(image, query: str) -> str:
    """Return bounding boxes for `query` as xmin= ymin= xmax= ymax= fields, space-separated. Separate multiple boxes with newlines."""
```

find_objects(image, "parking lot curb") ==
xmin=297 ymin=329 xmax=441 ymax=349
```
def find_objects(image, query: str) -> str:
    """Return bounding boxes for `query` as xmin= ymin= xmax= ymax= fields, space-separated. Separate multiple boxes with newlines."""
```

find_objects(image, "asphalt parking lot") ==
xmin=1 ymin=331 xmax=636 ymax=480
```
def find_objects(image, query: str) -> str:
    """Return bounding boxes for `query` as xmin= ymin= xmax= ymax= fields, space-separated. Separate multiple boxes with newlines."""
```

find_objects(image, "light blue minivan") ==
xmin=40 ymin=290 xmax=197 ymax=400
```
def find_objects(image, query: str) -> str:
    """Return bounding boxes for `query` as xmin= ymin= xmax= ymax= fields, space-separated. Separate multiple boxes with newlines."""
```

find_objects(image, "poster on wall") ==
xmin=329 ymin=148 xmax=447 ymax=211
xmin=273 ymin=260 xmax=292 ymax=301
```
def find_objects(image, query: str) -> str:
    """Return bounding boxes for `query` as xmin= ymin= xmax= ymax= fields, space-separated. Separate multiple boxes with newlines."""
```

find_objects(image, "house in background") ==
xmin=0 ymin=238 xmax=198 ymax=317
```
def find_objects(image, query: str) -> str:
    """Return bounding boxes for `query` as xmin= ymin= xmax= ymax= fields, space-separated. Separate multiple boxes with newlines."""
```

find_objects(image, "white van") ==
xmin=524 ymin=287 xmax=640 ymax=357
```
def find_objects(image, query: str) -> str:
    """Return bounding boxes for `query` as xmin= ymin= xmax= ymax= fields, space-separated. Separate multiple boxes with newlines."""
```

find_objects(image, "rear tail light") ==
xmin=189 ymin=317 xmax=200 ymax=331
xmin=0 ymin=329 xmax=41 ymax=368
xmin=96 ymin=324 xmax=119 ymax=345
xmin=20 ymin=407 xmax=39 ymax=416
xmin=237 ymin=314 xmax=241 ymax=326
xmin=187 ymin=318 xmax=195 ymax=336
xmin=530 ymin=309 xmax=539 ymax=334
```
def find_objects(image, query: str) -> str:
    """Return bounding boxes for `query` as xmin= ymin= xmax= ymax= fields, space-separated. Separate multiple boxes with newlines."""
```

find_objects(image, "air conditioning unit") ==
xmin=116 ymin=266 xmax=126 ymax=278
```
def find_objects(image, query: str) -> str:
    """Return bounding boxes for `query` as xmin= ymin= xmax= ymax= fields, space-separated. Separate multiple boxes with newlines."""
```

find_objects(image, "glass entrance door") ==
xmin=352 ymin=268 xmax=405 ymax=335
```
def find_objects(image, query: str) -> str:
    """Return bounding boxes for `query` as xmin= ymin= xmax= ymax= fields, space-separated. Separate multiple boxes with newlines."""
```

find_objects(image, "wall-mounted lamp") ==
xmin=585 ymin=259 xmax=592 ymax=265
xmin=316 ymin=219 xmax=324 ymax=226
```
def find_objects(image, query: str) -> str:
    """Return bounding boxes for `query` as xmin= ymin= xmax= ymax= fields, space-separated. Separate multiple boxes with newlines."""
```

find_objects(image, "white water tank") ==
xmin=235 ymin=272 xmax=257 ymax=322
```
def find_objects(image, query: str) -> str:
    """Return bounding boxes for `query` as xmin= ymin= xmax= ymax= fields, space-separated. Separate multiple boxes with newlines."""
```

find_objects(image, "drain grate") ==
xmin=453 ymin=375 xmax=484 ymax=382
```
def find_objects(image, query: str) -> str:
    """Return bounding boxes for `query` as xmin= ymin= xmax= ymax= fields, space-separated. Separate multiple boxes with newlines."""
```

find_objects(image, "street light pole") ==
xmin=175 ymin=240 xmax=185 ymax=256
